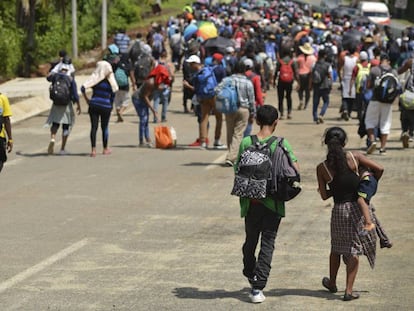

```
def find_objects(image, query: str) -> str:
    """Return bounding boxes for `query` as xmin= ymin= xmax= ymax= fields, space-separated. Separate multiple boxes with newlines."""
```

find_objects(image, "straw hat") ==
xmin=364 ymin=36 xmax=374 ymax=43
xmin=299 ymin=42 xmax=314 ymax=55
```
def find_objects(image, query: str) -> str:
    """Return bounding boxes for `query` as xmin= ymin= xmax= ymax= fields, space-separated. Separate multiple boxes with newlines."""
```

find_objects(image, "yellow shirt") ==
xmin=0 ymin=93 xmax=12 ymax=138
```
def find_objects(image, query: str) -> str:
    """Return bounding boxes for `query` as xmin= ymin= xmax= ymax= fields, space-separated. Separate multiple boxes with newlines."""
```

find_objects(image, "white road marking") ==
xmin=205 ymin=153 xmax=227 ymax=171
xmin=0 ymin=238 xmax=88 ymax=294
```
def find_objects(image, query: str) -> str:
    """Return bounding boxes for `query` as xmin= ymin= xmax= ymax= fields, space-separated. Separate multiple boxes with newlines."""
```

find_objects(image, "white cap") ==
xmin=244 ymin=58 xmax=254 ymax=69
xmin=359 ymin=51 xmax=368 ymax=61
xmin=226 ymin=46 xmax=235 ymax=53
xmin=185 ymin=55 xmax=201 ymax=64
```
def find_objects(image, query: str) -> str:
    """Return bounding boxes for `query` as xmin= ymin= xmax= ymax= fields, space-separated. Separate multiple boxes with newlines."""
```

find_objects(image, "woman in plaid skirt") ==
xmin=316 ymin=127 xmax=383 ymax=301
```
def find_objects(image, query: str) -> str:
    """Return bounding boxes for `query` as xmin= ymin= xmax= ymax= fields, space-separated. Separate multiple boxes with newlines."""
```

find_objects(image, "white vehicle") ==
xmin=357 ymin=1 xmax=391 ymax=25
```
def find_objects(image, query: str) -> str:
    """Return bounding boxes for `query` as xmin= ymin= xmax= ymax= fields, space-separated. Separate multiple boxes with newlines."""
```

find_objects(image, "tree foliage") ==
xmin=0 ymin=0 xmax=143 ymax=79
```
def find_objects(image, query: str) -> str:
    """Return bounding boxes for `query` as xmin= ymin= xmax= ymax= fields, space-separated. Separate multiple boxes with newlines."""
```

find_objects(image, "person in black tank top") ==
xmin=316 ymin=127 xmax=384 ymax=301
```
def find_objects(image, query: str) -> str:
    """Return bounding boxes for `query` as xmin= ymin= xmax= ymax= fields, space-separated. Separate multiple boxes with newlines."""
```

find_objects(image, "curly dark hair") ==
xmin=324 ymin=127 xmax=348 ymax=173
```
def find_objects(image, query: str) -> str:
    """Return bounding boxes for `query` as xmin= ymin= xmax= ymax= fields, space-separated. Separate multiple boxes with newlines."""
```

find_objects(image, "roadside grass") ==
xmin=129 ymin=0 xmax=190 ymax=30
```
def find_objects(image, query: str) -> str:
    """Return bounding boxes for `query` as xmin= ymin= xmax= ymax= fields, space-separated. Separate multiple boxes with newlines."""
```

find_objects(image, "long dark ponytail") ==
xmin=324 ymin=127 xmax=348 ymax=173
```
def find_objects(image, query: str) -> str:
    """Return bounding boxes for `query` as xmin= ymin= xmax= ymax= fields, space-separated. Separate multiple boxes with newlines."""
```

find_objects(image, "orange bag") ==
xmin=154 ymin=126 xmax=174 ymax=149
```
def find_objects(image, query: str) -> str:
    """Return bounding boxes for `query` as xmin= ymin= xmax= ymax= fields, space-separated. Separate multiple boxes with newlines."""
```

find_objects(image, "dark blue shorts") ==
xmin=358 ymin=174 xmax=378 ymax=203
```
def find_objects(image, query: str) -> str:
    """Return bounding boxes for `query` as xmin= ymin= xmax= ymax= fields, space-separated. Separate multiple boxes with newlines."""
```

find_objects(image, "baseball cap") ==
xmin=226 ymin=46 xmax=235 ymax=53
xmin=212 ymin=53 xmax=223 ymax=62
xmin=359 ymin=51 xmax=368 ymax=61
xmin=186 ymin=55 xmax=201 ymax=64
xmin=243 ymin=58 xmax=254 ymax=69
xmin=108 ymin=44 xmax=119 ymax=55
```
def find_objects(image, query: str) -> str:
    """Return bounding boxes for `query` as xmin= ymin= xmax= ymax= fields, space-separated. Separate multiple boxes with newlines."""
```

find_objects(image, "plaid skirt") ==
xmin=331 ymin=201 xmax=377 ymax=269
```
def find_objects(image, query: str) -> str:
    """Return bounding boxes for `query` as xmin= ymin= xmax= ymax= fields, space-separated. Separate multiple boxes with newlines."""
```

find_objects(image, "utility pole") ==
xmin=102 ymin=0 xmax=107 ymax=50
xmin=72 ymin=0 xmax=78 ymax=59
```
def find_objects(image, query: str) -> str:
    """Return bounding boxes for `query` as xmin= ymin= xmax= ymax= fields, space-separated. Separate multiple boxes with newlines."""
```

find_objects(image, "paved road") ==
xmin=0 ymin=75 xmax=413 ymax=310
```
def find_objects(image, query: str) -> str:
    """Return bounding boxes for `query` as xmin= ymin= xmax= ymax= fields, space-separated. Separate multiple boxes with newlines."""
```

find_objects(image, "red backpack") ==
xmin=278 ymin=59 xmax=294 ymax=83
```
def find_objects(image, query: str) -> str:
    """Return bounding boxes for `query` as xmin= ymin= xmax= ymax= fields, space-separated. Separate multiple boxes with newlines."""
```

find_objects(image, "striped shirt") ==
xmin=89 ymin=79 xmax=115 ymax=110
xmin=114 ymin=32 xmax=131 ymax=54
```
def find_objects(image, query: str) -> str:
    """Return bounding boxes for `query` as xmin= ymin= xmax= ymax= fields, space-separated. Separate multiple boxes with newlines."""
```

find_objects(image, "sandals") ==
xmin=103 ymin=148 xmax=112 ymax=155
xmin=322 ymin=277 xmax=338 ymax=293
xmin=343 ymin=292 xmax=360 ymax=301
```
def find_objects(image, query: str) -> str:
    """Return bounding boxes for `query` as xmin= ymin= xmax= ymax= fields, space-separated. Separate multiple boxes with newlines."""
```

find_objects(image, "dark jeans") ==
xmin=400 ymin=107 xmax=414 ymax=136
xmin=312 ymin=87 xmax=330 ymax=122
xmin=88 ymin=105 xmax=111 ymax=148
xmin=355 ymin=93 xmax=368 ymax=121
xmin=341 ymin=97 xmax=355 ymax=114
xmin=242 ymin=202 xmax=282 ymax=290
xmin=0 ymin=137 xmax=6 ymax=173
xmin=277 ymin=81 xmax=293 ymax=116
xmin=298 ymin=74 xmax=311 ymax=108
xmin=132 ymin=97 xmax=150 ymax=144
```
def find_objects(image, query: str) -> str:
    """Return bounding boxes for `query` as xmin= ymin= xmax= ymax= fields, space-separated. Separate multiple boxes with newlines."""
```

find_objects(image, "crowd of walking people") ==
xmin=39 ymin=0 xmax=414 ymax=157
xmin=2 ymin=0 xmax=411 ymax=304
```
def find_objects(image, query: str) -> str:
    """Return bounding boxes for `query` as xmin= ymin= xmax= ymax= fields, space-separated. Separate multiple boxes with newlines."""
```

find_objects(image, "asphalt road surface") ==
xmin=0 ymin=75 xmax=413 ymax=310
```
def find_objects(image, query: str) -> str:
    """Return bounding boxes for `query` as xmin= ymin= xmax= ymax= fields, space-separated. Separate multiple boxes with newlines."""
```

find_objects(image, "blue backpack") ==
xmin=215 ymin=77 xmax=238 ymax=114
xmin=195 ymin=66 xmax=218 ymax=100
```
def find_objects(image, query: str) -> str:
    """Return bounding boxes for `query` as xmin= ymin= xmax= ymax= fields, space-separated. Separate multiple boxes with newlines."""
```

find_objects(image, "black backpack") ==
xmin=312 ymin=62 xmax=325 ymax=85
xmin=134 ymin=54 xmax=152 ymax=82
xmin=323 ymin=43 xmax=335 ymax=64
xmin=231 ymin=136 xmax=277 ymax=200
xmin=373 ymin=66 xmax=401 ymax=103
xmin=129 ymin=40 xmax=143 ymax=64
xmin=49 ymin=74 xmax=72 ymax=106
xmin=268 ymin=137 xmax=301 ymax=201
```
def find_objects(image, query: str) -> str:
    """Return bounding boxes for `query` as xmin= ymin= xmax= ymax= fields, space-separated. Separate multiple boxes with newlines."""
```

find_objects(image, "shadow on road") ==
xmin=16 ymin=151 xmax=90 ymax=157
xmin=172 ymin=286 xmax=343 ymax=302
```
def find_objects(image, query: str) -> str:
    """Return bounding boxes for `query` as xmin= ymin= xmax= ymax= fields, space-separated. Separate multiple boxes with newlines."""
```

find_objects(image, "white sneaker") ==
xmin=249 ymin=289 xmax=265 ymax=303
xmin=366 ymin=142 xmax=377 ymax=154
xmin=213 ymin=142 xmax=227 ymax=150
xmin=47 ymin=139 xmax=55 ymax=155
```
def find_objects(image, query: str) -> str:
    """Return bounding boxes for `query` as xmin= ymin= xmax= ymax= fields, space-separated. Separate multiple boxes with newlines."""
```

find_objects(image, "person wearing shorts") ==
xmin=365 ymin=53 xmax=398 ymax=155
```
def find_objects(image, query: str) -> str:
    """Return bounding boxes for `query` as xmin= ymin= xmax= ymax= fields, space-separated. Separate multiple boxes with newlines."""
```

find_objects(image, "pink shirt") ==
xmin=297 ymin=54 xmax=317 ymax=75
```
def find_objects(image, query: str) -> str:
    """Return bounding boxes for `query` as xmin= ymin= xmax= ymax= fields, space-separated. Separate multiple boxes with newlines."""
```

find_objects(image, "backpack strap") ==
xmin=266 ymin=136 xmax=278 ymax=148
xmin=348 ymin=151 xmax=359 ymax=176
xmin=251 ymin=135 xmax=259 ymax=146
xmin=322 ymin=161 xmax=333 ymax=183
xmin=251 ymin=135 xmax=277 ymax=149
